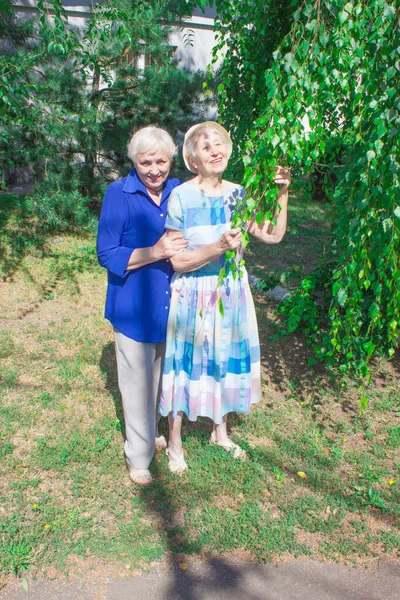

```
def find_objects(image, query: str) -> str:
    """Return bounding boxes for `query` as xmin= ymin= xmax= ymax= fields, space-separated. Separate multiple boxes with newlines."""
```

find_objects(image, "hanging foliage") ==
xmin=213 ymin=0 xmax=400 ymax=376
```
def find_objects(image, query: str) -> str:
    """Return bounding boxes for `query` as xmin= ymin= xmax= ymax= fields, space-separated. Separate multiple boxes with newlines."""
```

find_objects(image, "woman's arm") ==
xmin=126 ymin=230 xmax=188 ymax=270
xmin=247 ymin=167 xmax=291 ymax=244
xmin=170 ymin=229 xmax=242 ymax=273
xmin=97 ymin=186 xmax=134 ymax=278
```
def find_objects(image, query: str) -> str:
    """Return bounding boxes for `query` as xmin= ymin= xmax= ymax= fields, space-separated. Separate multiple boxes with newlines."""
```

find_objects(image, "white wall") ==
xmin=170 ymin=3 xmax=222 ymax=72
xmin=14 ymin=0 xmax=92 ymax=30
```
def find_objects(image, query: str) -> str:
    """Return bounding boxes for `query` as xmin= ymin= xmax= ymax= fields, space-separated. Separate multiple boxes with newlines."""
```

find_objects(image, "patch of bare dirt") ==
xmin=296 ymin=529 xmax=324 ymax=551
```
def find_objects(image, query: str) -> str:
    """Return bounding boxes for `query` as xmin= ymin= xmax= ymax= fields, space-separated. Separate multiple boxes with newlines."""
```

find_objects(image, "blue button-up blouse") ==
xmin=97 ymin=169 xmax=181 ymax=343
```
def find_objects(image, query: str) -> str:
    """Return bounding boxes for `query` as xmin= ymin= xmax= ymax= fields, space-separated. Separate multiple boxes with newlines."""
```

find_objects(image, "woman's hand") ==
xmin=154 ymin=230 xmax=188 ymax=260
xmin=216 ymin=228 xmax=242 ymax=253
xmin=274 ymin=166 xmax=291 ymax=187
xmin=247 ymin=166 xmax=290 ymax=244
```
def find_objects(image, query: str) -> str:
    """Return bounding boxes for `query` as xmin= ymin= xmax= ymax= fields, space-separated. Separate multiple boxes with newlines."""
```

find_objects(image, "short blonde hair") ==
xmin=183 ymin=121 xmax=233 ymax=173
xmin=127 ymin=126 xmax=177 ymax=164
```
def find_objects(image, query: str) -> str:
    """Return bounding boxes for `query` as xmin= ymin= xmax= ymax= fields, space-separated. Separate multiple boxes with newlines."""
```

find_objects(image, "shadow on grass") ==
xmin=255 ymin=298 xmax=342 ymax=407
xmin=0 ymin=194 xmax=50 ymax=280
xmin=99 ymin=341 xmax=264 ymax=599
xmin=99 ymin=342 xmax=126 ymax=440
xmin=140 ymin=460 xmax=266 ymax=600
xmin=256 ymin=298 xmax=399 ymax=420
xmin=0 ymin=193 xmax=97 ymax=284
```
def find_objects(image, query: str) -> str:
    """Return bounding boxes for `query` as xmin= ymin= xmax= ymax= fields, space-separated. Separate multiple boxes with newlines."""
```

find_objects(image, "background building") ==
xmin=14 ymin=1 xmax=220 ymax=71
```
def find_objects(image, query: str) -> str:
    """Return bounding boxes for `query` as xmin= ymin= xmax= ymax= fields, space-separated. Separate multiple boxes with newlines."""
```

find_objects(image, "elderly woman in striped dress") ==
xmin=159 ymin=121 xmax=291 ymax=473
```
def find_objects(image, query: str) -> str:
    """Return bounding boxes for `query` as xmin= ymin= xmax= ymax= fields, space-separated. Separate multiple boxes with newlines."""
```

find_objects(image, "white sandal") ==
xmin=155 ymin=435 xmax=167 ymax=451
xmin=166 ymin=445 xmax=188 ymax=475
xmin=209 ymin=431 xmax=246 ymax=460
xmin=128 ymin=468 xmax=152 ymax=485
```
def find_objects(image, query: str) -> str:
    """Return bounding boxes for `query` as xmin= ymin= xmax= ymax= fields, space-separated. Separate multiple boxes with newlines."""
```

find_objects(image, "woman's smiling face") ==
xmin=135 ymin=149 xmax=171 ymax=193
xmin=191 ymin=132 xmax=228 ymax=177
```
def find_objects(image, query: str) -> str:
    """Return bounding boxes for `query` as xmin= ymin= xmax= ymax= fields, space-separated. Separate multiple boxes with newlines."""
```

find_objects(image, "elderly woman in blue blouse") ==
xmin=97 ymin=126 xmax=188 ymax=485
xmin=159 ymin=122 xmax=290 ymax=473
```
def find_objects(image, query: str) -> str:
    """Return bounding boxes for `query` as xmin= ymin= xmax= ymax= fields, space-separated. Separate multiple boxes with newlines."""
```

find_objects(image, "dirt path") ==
xmin=1 ymin=557 xmax=399 ymax=600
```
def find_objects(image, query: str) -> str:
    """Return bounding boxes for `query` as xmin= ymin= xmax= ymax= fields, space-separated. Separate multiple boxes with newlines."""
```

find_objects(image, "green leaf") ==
xmin=337 ymin=288 xmax=347 ymax=307
xmin=377 ymin=123 xmax=387 ymax=138
xmin=374 ymin=139 xmax=383 ymax=154
xmin=369 ymin=303 xmax=379 ymax=318
xmin=218 ymin=297 xmax=224 ymax=317
xmin=241 ymin=232 xmax=250 ymax=248
xmin=255 ymin=211 xmax=263 ymax=226
xmin=363 ymin=341 xmax=375 ymax=357
xmin=218 ymin=267 xmax=226 ymax=287
xmin=359 ymin=396 xmax=369 ymax=412
xmin=271 ymin=134 xmax=280 ymax=147
xmin=246 ymin=197 xmax=256 ymax=211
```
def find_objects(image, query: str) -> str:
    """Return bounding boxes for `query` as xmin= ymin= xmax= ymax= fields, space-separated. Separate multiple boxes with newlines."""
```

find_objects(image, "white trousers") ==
xmin=113 ymin=330 xmax=165 ymax=469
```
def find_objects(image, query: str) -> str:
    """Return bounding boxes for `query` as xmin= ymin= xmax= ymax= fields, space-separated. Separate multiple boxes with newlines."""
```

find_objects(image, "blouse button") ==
xmin=160 ymin=213 xmax=164 ymax=217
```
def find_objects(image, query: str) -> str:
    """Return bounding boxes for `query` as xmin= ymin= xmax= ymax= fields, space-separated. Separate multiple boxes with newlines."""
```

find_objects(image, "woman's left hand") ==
xmin=274 ymin=166 xmax=291 ymax=187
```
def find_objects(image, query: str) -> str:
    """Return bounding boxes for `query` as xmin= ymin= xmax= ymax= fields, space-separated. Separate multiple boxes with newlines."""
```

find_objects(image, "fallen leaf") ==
xmin=179 ymin=563 xmax=188 ymax=570
xmin=297 ymin=471 xmax=307 ymax=479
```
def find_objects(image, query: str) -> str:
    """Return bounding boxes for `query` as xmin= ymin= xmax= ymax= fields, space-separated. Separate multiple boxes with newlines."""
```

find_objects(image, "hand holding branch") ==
xmin=217 ymin=228 xmax=243 ymax=253
xmin=247 ymin=165 xmax=290 ymax=244
xmin=273 ymin=165 xmax=291 ymax=187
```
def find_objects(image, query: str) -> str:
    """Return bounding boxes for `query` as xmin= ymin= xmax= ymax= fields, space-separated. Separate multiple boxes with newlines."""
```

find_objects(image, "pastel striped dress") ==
xmin=159 ymin=180 xmax=261 ymax=424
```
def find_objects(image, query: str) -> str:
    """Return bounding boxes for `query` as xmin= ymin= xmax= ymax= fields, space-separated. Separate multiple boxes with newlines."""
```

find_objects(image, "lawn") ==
xmin=0 ymin=193 xmax=399 ymax=586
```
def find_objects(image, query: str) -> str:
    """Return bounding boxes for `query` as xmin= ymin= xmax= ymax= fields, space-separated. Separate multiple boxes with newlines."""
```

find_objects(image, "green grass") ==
xmin=0 ymin=196 xmax=399 ymax=582
xmin=0 ymin=330 xmax=15 ymax=359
